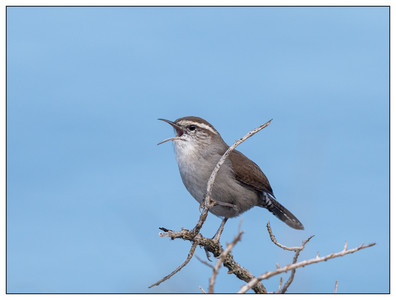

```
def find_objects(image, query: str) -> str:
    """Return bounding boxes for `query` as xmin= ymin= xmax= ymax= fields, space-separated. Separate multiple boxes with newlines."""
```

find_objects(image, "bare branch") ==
xmin=281 ymin=234 xmax=314 ymax=293
xmin=267 ymin=221 xmax=310 ymax=251
xmin=154 ymin=227 xmax=266 ymax=293
xmin=148 ymin=241 xmax=199 ymax=288
xmin=267 ymin=221 xmax=314 ymax=293
xmin=334 ymin=280 xmax=339 ymax=293
xmin=195 ymin=255 xmax=214 ymax=270
xmin=209 ymin=230 xmax=244 ymax=293
xmin=276 ymin=277 xmax=283 ymax=293
xmin=238 ymin=242 xmax=376 ymax=293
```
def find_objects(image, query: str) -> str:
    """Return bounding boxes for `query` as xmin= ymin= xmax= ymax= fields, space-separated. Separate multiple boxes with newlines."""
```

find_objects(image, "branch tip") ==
xmin=238 ymin=241 xmax=376 ymax=293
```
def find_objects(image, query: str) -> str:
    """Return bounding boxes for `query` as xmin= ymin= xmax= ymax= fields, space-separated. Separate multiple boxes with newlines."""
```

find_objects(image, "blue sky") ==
xmin=7 ymin=6 xmax=389 ymax=293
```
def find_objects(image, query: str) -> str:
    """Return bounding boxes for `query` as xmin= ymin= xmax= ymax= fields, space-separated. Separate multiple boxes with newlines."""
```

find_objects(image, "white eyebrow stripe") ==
xmin=178 ymin=120 xmax=217 ymax=134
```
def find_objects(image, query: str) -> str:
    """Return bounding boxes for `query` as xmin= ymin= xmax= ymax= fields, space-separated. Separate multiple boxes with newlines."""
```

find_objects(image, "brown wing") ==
xmin=229 ymin=150 xmax=274 ymax=196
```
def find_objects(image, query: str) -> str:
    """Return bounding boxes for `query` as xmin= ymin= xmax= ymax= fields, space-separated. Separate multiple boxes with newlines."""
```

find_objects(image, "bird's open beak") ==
xmin=157 ymin=118 xmax=184 ymax=145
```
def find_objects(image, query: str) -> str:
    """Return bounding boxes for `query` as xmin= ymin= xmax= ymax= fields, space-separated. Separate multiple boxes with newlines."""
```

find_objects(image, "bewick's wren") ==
xmin=158 ymin=116 xmax=304 ymax=237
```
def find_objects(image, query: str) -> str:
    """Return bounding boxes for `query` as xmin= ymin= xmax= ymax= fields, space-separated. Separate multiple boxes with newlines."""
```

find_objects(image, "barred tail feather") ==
xmin=260 ymin=193 xmax=304 ymax=230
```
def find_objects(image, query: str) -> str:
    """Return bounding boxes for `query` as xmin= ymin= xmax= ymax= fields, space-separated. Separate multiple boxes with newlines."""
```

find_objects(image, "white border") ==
xmin=1 ymin=1 xmax=392 ymax=298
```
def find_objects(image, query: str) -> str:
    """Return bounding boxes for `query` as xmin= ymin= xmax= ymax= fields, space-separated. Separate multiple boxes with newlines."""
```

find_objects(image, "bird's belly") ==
xmin=177 ymin=157 xmax=259 ymax=218
xmin=177 ymin=160 xmax=209 ymax=203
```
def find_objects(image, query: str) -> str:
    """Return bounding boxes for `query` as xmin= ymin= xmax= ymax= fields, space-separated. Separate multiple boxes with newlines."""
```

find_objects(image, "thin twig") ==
xmin=276 ymin=277 xmax=283 ymax=293
xmin=334 ymin=280 xmax=339 ymax=293
xmin=208 ymin=230 xmax=244 ymax=293
xmin=281 ymin=235 xmax=314 ymax=293
xmin=148 ymin=241 xmax=199 ymax=288
xmin=195 ymin=255 xmax=215 ymax=270
xmin=267 ymin=221 xmax=314 ymax=293
xmin=238 ymin=242 xmax=376 ymax=293
xmin=266 ymin=221 xmax=307 ymax=251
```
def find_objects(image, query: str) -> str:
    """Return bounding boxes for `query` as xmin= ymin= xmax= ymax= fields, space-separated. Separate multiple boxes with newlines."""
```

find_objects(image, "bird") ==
xmin=158 ymin=116 xmax=304 ymax=241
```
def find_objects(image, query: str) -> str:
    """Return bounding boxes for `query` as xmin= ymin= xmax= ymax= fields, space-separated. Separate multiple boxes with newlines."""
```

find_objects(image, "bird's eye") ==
xmin=188 ymin=125 xmax=196 ymax=131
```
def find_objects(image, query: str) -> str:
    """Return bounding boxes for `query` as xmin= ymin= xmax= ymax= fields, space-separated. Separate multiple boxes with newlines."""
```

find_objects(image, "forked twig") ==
xmin=154 ymin=226 xmax=267 ymax=293
xmin=281 ymin=235 xmax=314 ymax=293
xmin=267 ymin=221 xmax=309 ymax=252
xmin=266 ymin=221 xmax=314 ymax=293
xmin=238 ymin=242 xmax=376 ymax=293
